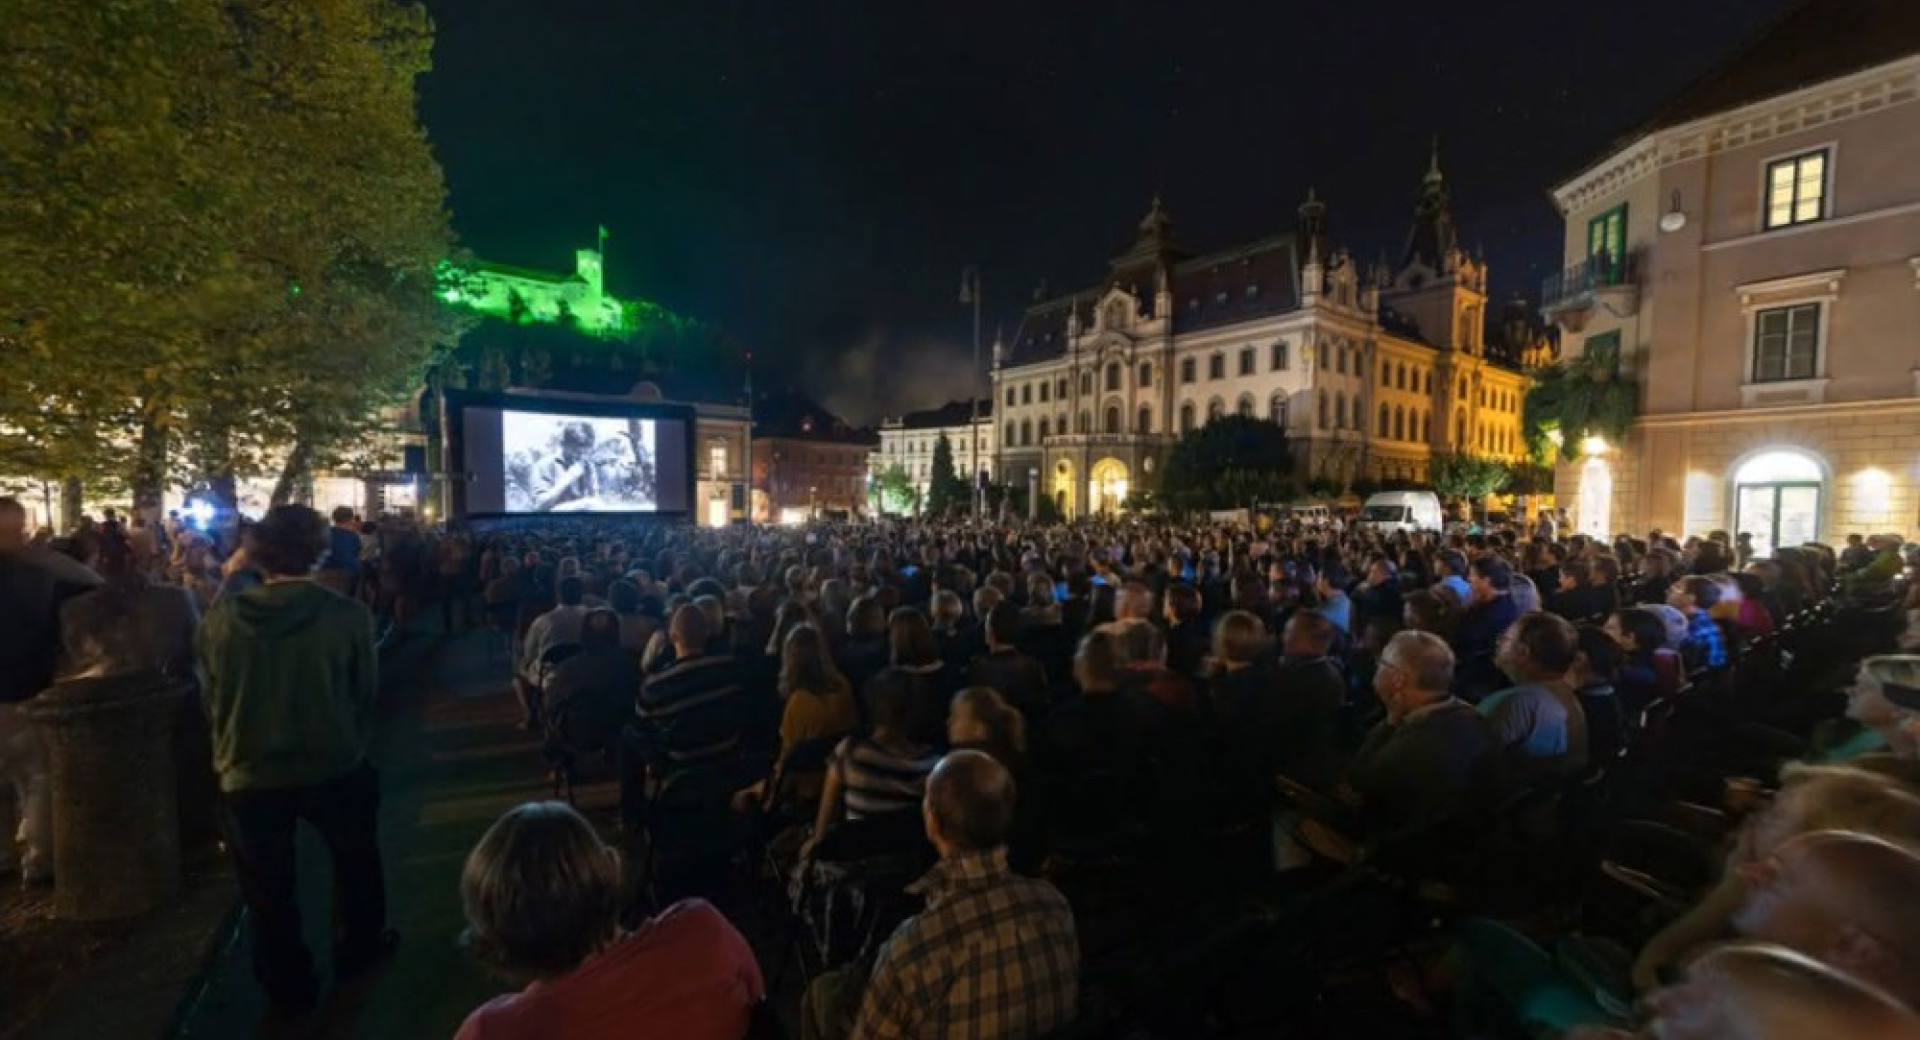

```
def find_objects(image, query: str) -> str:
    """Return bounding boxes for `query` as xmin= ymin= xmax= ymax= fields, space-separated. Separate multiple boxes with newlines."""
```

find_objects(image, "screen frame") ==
xmin=445 ymin=388 xmax=699 ymax=522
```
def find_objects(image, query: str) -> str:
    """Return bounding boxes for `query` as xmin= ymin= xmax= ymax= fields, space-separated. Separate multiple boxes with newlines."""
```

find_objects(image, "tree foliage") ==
xmin=1523 ymin=335 xmax=1639 ymax=463
xmin=925 ymin=434 xmax=970 ymax=516
xmin=871 ymin=464 xmax=919 ymax=516
xmin=0 ymin=0 xmax=464 ymax=512
xmin=1429 ymin=452 xmax=1513 ymax=507
xmin=1159 ymin=415 xmax=1295 ymax=510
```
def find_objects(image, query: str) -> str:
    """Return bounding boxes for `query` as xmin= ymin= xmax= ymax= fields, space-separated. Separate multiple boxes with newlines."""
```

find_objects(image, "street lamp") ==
xmin=959 ymin=265 xmax=983 ymax=520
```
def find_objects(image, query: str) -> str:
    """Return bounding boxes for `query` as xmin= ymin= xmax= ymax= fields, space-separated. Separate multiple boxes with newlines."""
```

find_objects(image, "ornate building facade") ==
xmin=992 ymin=159 xmax=1529 ymax=518
xmin=872 ymin=400 xmax=996 ymax=504
xmin=1543 ymin=1 xmax=1920 ymax=548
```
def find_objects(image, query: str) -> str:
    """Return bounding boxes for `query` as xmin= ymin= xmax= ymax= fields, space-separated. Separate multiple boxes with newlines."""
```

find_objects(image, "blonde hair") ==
xmin=461 ymin=802 xmax=620 ymax=980
xmin=1764 ymin=764 xmax=1920 ymax=854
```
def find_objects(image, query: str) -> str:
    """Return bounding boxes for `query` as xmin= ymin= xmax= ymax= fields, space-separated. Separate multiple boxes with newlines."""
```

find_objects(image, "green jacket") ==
xmin=198 ymin=579 xmax=377 ymax=792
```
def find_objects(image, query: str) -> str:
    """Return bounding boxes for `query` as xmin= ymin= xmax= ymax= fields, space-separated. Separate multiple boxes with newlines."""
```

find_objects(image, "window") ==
xmin=1038 ymin=417 xmax=1049 ymax=439
xmin=1351 ymin=395 xmax=1363 ymax=429
xmin=1039 ymin=381 xmax=1049 ymax=403
xmin=1080 ymin=372 xmax=1092 ymax=395
xmin=1379 ymin=362 xmax=1391 ymax=388
xmin=1317 ymin=342 xmax=1329 ymax=369
xmin=1378 ymin=403 xmax=1390 ymax=438
xmin=1207 ymin=398 xmax=1225 ymax=423
xmin=1056 ymin=379 xmax=1067 ymax=399
xmin=1318 ymin=392 xmax=1329 ymax=429
xmin=1180 ymin=358 xmax=1196 ymax=384
xmin=1237 ymin=394 xmax=1254 ymax=418
xmin=1021 ymin=383 xmax=1032 ymax=404
xmin=1239 ymin=348 xmax=1255 ymax=376
xmin=1020 ymin=419 xmax=1032 ymax=446
xmin=1394 ymin=407 xmax=1405 ymax=441
xmin=1104 ymin=405 xmax=1121 ymax=434
xmin=1269 ymin=394 xmax=1288 ymax=426
xmin=1138 ymin=362 xmax=1152 ymax=388
xmin=1245 ymin=283 xmax=1260 ymax=299
xmin=1179 ymin=402 xmax=1196 ymax=432
xmin=1208 ymin=353 xmax=1225 ymax=380
xmin=1004 ymin=421 xmax=1015 ymax=446
xmin=1586 ymin=203 xmax=1627 ymax=282
xmin=1336 ymin=347 xmax=1347 ymax=375
xmin=1214 ymin=290 xmax=1228 ymax=304
xmin=1137 ymin=406 xmax=1152 ymax=433
xmin=1752 ymin=303 xmax=1820 ymax=383
xmin=1334 ymin=391 xmax=1346 ymax=429
xmin=1765 ymin=149 xmax=1828 ymax=230
xmin=1078 ymin=410 xmax=1090 ymax=433
xmin=1005 ymin=388 xmax=1015 ymax=407
xmin=709 ymin=442 xmax=727 ymax=477
xmin=1397 ymin=364 xmax=1407 ymax=390
xmin=1422 ymin=412 xmax=1432 ymax=441
xmin=1423 ymin=371 xmax=1432 ymax=394
xmin=1271 ymin=342 xmax=1289 ymax=371
xmin=1105 ymin=363 xmax=1121 ymax=392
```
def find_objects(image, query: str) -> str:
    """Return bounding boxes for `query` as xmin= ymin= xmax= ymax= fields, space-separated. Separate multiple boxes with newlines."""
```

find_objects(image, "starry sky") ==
xmin=418 ymin=0 xmax=1796 ymax=423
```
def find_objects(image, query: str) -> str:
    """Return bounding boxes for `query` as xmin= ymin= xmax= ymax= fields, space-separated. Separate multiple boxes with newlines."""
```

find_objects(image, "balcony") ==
xmin=1540 ymin=251 xmax=1640 ymax=332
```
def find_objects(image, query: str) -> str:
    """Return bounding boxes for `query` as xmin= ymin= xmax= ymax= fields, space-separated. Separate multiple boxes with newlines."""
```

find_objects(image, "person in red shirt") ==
xmin=455 ymin=802 xmax=763 ymax=1040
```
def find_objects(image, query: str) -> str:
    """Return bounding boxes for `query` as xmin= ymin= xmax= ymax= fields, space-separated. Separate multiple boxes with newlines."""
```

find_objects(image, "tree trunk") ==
xmin=132 ymin=406 xmax=170 ymax=524
xmin=60 ymin=476 xmax=83 ymax=533
xmin=270 ymin=439 xmax=310 ymax=508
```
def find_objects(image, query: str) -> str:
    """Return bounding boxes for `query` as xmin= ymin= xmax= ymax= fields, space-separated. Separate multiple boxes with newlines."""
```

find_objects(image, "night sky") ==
xmin=419 ymin=0 xmax=1795 ymax=423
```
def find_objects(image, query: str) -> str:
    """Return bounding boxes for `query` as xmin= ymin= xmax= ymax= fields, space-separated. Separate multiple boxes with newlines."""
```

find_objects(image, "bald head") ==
xmin=1735 ymin=830 xmax=1920 ymax=1005
xmin=924 ymin=750 xmax=1016 ymax=855
xmin=1644 ymin=942 xmax=1920 ymax=1040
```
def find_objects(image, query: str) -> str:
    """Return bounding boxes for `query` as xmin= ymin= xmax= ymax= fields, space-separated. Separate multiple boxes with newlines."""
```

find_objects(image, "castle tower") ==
xmin=1383 ymin=140 xmax=1487 ymax=355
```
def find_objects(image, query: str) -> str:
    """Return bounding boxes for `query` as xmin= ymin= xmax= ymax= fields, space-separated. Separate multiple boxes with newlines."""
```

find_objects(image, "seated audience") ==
xmin=1732 ymin=830 xmax=1920 ymax=1006
xmin=1668 ymin=575 xmax=1729 ymax=671
xmin=802 ymin=752 xmax=1078 ymax=1040
xmin=967 ymin=601 xmax=1049 ymax=719
xmin=1480 ymin=613 xmax=1590 ymax=786
xmin=806 ymin=669 xmax=940 ymax=855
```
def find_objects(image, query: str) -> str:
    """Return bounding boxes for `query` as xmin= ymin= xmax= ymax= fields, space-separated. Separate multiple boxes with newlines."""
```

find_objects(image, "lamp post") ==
xmin=959 ymin=265 xmax=983 ymax=519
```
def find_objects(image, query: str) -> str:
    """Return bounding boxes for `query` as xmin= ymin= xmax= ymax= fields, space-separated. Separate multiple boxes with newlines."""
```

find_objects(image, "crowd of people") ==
xmin=4 ymin=492 xmax=1920 ymax=1038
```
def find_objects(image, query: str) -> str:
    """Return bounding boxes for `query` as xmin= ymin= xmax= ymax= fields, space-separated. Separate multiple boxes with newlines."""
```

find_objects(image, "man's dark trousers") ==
xmin=222 ymin=762 xmax=388 ymax=1006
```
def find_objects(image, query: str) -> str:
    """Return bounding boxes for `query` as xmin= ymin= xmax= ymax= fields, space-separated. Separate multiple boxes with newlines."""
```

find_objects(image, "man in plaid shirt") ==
xmin=805 ymin=750 xmax=1079 ymax=1040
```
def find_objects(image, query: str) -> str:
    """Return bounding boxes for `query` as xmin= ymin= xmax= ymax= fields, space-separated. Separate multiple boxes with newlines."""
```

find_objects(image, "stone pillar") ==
xmin=1027 ymin=467 xmax=1039 ymax=522
xmin=23 ymin=674 xmax=187 ymax=920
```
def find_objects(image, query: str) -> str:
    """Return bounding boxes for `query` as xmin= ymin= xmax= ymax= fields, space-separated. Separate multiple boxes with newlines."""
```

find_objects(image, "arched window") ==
xmin=1269 ymin=393 xmax=1288 ymax=426
xmin=1237 ymin=394 xmax=1255 ymax=418
xmin=1038 ymin=417 xmax=1049 ymax=439
xmin=1319 ymin=391 xmax=1329 ymax=429
xmin=1351 ymin=395 xmax=1364 ymax=429
xmin=1137 ymin=405 xmax=1152 ymax=433
xmin=1080 ymin=372 xmax=1092 ymax=395
xmin=1180 ymin=402 xmax=1196 ymax=432
xmin=1334 ymin=391 xmax=1346 ymax=429
xmin=1020 ymin=419 xmax=1032 ymax=446
xmin=1138 ymin=362 xmax=1153 ymax=388
xmin=1078 ymin=410 xmax=1090 ymax=433
xmin=1057 ymin=413 xmax=1068 ymax=436
xmin=1337 ymin=346 xmax=1348 ymax=375
xmin=1207 ymin=398 xmax=1225 ymax=423
xmin=1423 ymin=371 xmax=1433 ymax=394
xmin=1104 ymin=404 xmax=1121 ymax=434
xmin=1378 ymin=403 xmax=1391 ymax=437
xmin=1393 ymin=406 xmax=1405 ymax=441
xmin=1379 ymin=362 xmax=1391 ymax=387
xmin=1105 ymin=363 xmax=1121 ymax=392
xmin=1397 ymin=363 xmax=1408 ymax=390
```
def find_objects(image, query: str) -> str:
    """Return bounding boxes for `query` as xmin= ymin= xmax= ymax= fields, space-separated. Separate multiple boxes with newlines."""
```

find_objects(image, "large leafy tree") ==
xmin=870 ymin=464 xmax=919 ymax=516
xmin=1159 ymin=415 xmax=1295 ymax=511
xmin=924 ymin=434 xmax=971 ymax=516
xmin=0 ymin=0 xmax=463 ymax=515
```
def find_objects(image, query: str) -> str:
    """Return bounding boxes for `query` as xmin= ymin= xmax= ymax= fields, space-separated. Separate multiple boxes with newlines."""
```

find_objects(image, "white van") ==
xmin=1357 ymin=491 xmax=1444 ymax=534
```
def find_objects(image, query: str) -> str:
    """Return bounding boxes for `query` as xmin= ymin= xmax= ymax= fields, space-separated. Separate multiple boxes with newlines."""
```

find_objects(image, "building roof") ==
xmin=1007 ymin=203 xmax=1303 ymax=369
xmin=1647 ymin=0 xmax=1920 ymax=133
xmin=752 ymin=389 xmax=876 ymax=445
xmin=890 ymin=399 xmax=991 ymax=430
xmin=472 ymin=259 xmax=578 ymax=284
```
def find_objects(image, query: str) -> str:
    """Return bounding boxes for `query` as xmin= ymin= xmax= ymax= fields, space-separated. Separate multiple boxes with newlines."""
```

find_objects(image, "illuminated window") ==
xmin=709 ymin=443 xmax=727 ymax=478
xmin=1764 ymin=150 xmax=1828 ymax=230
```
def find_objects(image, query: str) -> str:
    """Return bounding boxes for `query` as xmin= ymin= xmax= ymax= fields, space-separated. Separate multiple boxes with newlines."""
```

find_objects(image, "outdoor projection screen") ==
xmin=452 ymin=394 xmax=694 ymax=518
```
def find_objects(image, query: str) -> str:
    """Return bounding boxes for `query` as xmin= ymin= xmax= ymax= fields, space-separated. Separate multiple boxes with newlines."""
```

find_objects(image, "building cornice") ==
xmin=1635 ymin=396 xmax=1920 ymax=429
xmin=1553 ymin=55 xmax=1920 ymax=216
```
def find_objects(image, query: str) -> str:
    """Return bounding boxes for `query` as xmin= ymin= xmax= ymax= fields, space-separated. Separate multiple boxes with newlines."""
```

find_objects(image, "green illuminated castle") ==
xmin=437 ymin=231 xmax=691 ymax=341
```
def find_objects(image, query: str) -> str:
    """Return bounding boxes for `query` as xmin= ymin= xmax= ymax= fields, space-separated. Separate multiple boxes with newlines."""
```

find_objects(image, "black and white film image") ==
xmin=501 ymin=412 xmax=657 ymax=513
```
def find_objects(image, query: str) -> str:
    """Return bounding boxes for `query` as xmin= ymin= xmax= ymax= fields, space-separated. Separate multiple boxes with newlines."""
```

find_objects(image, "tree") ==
xmin=1159 ymin=415 xmax=1294 ymax=511
xmin=924 ymin=434 xmax=970 ymax=516
xmin=871 ymin=464 xmax=920 ymax=516
xmin=0 ymin=0 xmax=463 ymax=516
xmin=1523 ymin=335 xmax=1639 ymax=463
xmin=1429 ymin=452 xmax=1512 ymax=519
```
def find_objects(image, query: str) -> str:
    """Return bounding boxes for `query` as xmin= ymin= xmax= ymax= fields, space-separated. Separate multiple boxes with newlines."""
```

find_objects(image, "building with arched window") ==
xmin=983 ymin=169 xmax=1532 ymax=517
xmin=1542 ymin=7 xmax=1920 ymax=540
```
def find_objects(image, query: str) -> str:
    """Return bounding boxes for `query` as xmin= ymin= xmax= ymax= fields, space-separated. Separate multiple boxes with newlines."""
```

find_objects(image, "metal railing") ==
xmin=1541 ymin=251 xmax=1633 ymax=311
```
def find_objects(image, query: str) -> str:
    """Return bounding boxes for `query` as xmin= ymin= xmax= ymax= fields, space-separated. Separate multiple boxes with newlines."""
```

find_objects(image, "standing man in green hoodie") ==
xmin=198 ymin=504 xmax=393 ymax=1013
